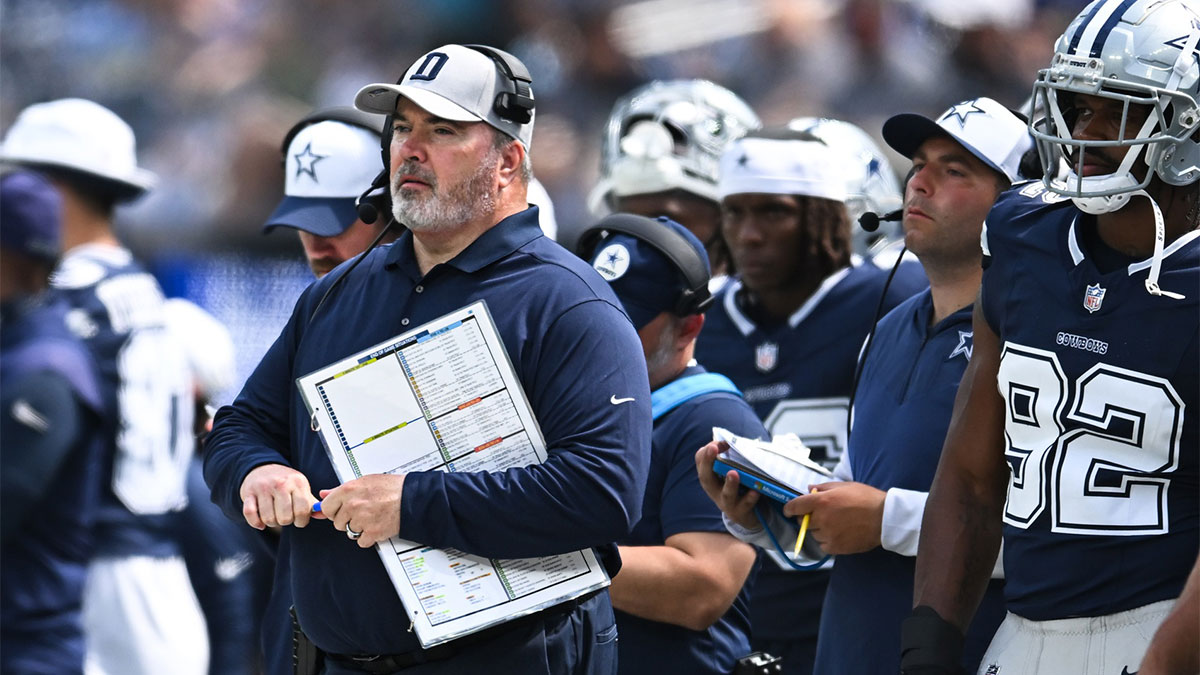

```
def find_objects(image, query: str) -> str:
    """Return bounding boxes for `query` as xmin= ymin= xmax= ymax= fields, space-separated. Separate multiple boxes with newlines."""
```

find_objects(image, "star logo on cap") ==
xmin=293 ymin=142 xmax=327 ymax=182
xmin=941 ymin=102 xmax=986 ymax=128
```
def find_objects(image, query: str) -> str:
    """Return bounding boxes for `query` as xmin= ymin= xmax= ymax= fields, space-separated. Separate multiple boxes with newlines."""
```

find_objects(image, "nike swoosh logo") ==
xmin=610 ymin=395 xmax=635 ymax=405
xmin=1121 ymin=668 xmax=1137 ymax=675
xmin=11 ymin=399 xmax=49 ymax=433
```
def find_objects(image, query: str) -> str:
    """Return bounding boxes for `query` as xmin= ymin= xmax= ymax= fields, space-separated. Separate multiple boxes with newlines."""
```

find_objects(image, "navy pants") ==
xmin=322 ymin=592 xmax=618 ymax=675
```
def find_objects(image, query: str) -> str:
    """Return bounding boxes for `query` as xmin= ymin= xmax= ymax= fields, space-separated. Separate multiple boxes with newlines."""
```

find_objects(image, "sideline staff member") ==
xmin=203 ymin=44 xmax=651 ymax=674
xmin=0 ymin=169 xmax=106 ymax=675
xmin=580 ymin=214 xmax=760 ymax=674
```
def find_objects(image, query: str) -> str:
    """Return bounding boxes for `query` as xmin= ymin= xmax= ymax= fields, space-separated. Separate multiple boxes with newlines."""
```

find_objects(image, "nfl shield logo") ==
xmin=755 ymin=342 xmax=778 ymax=373
xmin=1084 ymin=284 xmax=1106 ymax=313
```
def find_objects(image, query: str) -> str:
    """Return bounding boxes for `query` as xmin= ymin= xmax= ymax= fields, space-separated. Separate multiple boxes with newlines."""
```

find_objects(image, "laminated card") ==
xmin=297 ymin=301 xmax=610 ymax=647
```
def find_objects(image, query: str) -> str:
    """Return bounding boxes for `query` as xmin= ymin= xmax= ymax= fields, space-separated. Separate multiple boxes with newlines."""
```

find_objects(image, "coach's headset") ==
xmin=354 ymin=44 xmax=536 ymax=225
xmin=575 ymin=213 xmax=714 ymax=318
xmin=309 ymin=46 xmax=536 ymax=323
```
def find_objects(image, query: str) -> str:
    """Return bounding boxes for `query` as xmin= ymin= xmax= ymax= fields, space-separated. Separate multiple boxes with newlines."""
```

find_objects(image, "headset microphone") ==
xmin=355 ymin=169 xmax=389 ymax=224
xmin=857 ymin=208 xmax=903 ymax=233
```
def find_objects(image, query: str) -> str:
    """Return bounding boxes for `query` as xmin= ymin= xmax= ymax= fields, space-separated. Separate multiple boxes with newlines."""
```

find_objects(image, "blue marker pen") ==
xmin=312 ymin=501 xmax=322 ymax=513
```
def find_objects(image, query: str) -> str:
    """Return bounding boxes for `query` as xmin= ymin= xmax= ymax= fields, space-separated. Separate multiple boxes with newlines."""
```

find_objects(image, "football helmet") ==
xmin=589 ymin=79 xmax=761 ymax=214
xmin=788 ymin=116 xmax=904 ymax=258
xmin=1029 ymin=0 xmax=1200 ymax=215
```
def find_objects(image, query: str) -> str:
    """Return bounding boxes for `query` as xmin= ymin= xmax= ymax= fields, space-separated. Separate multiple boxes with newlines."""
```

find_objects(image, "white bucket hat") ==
xmin=0 ymin=98 xmax=156 ymax=200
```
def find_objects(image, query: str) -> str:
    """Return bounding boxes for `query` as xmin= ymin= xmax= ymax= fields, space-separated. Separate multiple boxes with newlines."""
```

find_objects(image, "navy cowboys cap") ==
xmin=0 ymin=169 xmax=62 ymax=263
xmin=588 ymin=216 xmax=710 ymax=330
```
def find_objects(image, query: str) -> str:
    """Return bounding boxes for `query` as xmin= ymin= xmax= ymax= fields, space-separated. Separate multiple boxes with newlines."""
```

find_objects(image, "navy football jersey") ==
xmin=694 ymin=263 xmax=923 ymax=648
xmin=982 ymin=183 xmax=1199 ymax=620
xmin=51 ymin=244 xmax=195 ymax=558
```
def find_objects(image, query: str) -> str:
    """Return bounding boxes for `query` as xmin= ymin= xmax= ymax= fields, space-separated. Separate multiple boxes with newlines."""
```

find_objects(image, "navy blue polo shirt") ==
xmin=616 ymin=366 xmax=763 ymax=675
xmin=204 ymin=207 xmax=652 ymax=656
xmin=1 ymin=296 xmax=105 ymax=674
xmin=816 ymin=290 xmax=1005 ymax=674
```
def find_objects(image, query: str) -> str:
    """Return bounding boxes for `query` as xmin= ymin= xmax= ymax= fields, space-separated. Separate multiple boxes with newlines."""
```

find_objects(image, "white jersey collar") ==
xmin=1068 ymin=218 xmax=1200 ymax=275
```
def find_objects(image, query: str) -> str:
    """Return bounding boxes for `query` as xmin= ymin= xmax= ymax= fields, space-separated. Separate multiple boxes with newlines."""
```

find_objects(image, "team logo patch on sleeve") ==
xmin=1084 ymin=283 xmax=1106 ymax=313
xmin=754 ymin=341 xmax=778 ymax=373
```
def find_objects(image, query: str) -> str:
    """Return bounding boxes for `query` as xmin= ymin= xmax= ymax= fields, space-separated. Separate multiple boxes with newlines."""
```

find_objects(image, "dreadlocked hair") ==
xmin=793 ymin=195 xmax=853 ymax=281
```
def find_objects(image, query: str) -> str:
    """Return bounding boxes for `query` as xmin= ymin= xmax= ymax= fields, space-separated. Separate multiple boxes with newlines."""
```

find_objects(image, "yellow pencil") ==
xmin=794 ymin=488 xmax=817 ymax=556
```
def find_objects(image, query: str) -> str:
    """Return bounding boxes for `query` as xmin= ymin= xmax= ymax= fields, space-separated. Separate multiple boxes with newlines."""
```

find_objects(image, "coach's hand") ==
xmin=318 ymin=474 xmax=406 ymax=549
xmin=239 ymin=463 xmax=319 ymax=530
xmin=783 ymin=481 xmax=885 ymax=555
xmin=696 ymin=441 xmax=760 ymax=531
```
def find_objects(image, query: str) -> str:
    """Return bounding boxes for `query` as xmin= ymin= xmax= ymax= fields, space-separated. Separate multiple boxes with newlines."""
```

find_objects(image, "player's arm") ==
xmin=611 ymin=531 xmax=755 ymax=630
xmin=0 ymin=371 xmax=95 ymax=544
xmin=901 ymin=299 xmax=1008 ymax=672
xmin=1139 ymin=554 xmax=1200 ymax=675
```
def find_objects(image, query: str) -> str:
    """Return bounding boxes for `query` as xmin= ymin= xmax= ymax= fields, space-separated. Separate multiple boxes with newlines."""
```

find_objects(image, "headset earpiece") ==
xmin=576 ymin=213 xmax=713 ymax=317
xmin=462 ymin=44 xmax=535 ymax=125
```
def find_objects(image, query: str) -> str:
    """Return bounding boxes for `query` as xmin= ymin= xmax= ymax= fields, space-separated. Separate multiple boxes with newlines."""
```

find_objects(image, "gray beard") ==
xmin=391 ymin=156 xmax=498 ymax=233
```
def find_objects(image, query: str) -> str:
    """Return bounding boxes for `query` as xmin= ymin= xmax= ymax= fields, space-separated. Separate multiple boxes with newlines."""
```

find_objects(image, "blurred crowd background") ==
xmin=0 ymin=0 xmax=1084 ymax=403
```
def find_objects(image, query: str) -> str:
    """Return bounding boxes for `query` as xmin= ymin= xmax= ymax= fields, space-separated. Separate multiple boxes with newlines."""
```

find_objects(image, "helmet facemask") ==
xmin=1030 ymin=3 xmax=1200 ymax=215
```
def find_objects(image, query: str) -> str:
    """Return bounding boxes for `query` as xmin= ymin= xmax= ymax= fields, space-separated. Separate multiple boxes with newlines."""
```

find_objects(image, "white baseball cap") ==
xmin=882 ymin=97 xmax=1032 ymax=183
xmin=718 ymin=131 xmax=854 ymax=202
xmin=354 ymin=44 xmax=535 ymax=149
xmin=0 ymin=98 xmax=156 ymax=201
xmin=264 ymin=113 xmax=384 ymax=236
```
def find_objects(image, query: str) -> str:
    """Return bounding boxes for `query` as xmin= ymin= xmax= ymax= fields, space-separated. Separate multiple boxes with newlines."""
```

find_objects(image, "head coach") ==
xmin=203 ymin=44 xmax=652 ymax=675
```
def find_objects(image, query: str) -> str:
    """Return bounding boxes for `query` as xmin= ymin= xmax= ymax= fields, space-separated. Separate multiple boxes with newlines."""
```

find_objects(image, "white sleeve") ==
xmin=880 ymin=487 xmax=1005 ymax=578
xmin=722 ymin=510 xmax=799 ymax=552
xmin=880 ymin=487 xmax=928 ymax=557
xmin=831 ymin=453 xmax=853 ymax=482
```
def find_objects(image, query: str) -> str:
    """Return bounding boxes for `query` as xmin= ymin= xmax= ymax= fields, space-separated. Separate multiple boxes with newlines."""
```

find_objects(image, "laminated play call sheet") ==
xmin=297 ymin=301 xmax=609 ymax=647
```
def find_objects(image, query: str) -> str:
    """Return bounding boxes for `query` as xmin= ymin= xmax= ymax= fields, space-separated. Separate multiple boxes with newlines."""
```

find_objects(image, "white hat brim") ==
xmin=354 ymin=83 xmax=483 ymax=124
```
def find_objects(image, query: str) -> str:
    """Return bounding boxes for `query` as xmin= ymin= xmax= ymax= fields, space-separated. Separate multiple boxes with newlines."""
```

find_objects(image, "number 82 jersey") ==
xmin=981 ymin=184 xmax=1200 ymax=621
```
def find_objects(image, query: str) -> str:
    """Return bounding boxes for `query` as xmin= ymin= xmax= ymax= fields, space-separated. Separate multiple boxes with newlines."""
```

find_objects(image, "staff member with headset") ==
xmin=0 ymin=169 xmax=106 ymax=675
xmin=263 ymin=107 xmax=400 ymax=278
xmin=578 ymin=214 xmax=761 ymax=675
xmin=204 ymin=44 xmax=651 ymax=674
xmin=701 ymin=97 xmax=1031 ymax=674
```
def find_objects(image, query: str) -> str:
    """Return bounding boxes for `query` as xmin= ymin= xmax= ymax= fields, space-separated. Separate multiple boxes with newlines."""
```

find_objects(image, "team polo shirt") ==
xmin=815 ymin=290 xmax=1005 ymax=674
xmin=205 ymin=207 xmax=652 ymax=656
xmin=694 ymin=263 xmax=924 ymax=646
xmin=616 ymin=366 xmax=764 ymax=675
xmin=1 ymin=296 xmax=105 ymax=674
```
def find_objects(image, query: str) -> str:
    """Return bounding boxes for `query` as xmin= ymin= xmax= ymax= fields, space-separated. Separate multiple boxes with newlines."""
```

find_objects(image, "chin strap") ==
xmin=1135 ymin=189 xmax=1186 ymax=300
